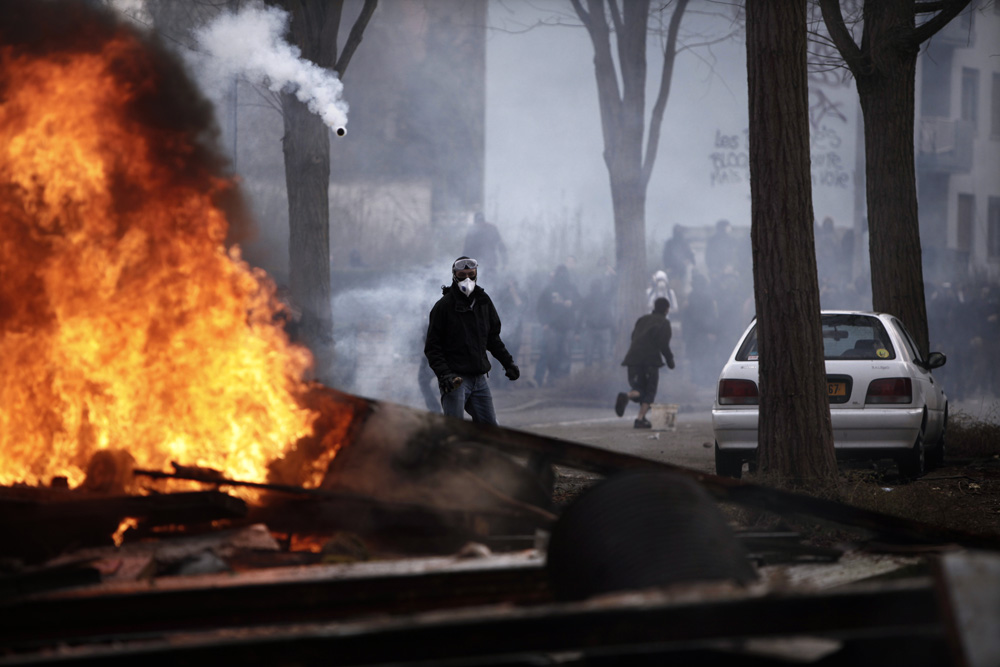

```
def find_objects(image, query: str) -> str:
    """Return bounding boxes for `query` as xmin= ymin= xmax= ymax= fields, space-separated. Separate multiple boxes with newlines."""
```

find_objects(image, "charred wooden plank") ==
xmin=0 ymin=490 xmax=246 ymax=525
xmin=0 ymin=560 xmax=101 ymax=600
xmin=1 ymin=578 xmax=948 ymax=665
xmin=434 ymin=415 xmax=1000 ymax=550
xmin=133 ymin=468 xmax=554 ymax=549
xmin=0 ymin=491 xmax=247 ymax=562
xmin=932 ymin=550 xmax=1000 ymax=667
xmin=0 ymin=557 xmax=550 ymax=650
xmin=133 ymin=468 xmax=554 ymax=523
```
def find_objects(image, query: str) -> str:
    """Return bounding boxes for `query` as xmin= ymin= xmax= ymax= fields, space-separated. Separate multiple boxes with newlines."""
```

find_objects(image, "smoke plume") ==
xmin=191 ymin=1 xmax=348 ymax=133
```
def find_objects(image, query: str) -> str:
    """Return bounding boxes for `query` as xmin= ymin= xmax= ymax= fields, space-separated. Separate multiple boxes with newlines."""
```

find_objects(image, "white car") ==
xmin=712 ymin=311 xmax=948 ymax=479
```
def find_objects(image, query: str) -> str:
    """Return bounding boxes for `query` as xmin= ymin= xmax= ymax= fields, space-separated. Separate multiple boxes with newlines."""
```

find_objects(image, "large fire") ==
xmin=0 ymin=4 xmax=317 ymax=489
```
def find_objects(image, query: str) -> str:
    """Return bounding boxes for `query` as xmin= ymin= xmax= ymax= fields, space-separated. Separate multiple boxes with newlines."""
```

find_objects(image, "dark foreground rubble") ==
xmin=2 ymin=391 xmax=998 ymax=666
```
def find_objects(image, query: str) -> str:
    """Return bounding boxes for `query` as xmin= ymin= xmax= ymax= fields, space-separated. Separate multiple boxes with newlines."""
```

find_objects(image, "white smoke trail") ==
xmin=192 ymin=1 xmax=348 ymax=133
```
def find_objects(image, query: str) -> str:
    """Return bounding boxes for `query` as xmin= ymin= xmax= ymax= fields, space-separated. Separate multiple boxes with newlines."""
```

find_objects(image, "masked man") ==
xmin=424 ymin=256 xmax=520 ymax=422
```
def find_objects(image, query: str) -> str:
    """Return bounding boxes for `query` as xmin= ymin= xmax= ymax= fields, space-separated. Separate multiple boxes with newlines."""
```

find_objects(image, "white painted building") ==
xmin=916 ymin=1 xmax=1000 ymax=284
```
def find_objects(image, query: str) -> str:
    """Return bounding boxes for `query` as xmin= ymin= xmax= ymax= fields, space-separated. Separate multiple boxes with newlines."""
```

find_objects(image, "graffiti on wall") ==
xmin=709 ymin=128 xmax=749 ymax=187
xmin=710 ymin=88 xmax=853 ymax=190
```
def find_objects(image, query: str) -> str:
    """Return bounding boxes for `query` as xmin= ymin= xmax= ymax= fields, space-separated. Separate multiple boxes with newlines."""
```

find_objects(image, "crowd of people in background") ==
xmin=402 ymin=211 xmax=1000 ymax=411
xmin=449 ymin=215 xmax=762 ymax=397
xmin=927 ymin=281 xmax=1000 ymax=402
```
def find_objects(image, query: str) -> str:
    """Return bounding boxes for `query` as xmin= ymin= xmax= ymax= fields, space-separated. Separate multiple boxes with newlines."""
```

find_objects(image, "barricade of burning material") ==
xmin=5 ymin=383 xmax=1000 ymax=665
xmin=0 ymin=385 xmax=557 ymax=565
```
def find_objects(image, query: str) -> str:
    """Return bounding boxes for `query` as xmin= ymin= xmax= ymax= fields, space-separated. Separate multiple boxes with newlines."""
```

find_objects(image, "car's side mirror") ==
xmin=923 ymin=351 xmax=947 ymax=369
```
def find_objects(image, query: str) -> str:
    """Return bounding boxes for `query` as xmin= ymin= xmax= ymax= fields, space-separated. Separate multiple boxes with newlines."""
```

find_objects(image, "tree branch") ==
xmin=569 ymin=0 xmax=590 ymax=29
xmin=573 ymin=0 xmax=624 ymax=155
xmin=914 ymin=1 xmax=949 ymax=12
xmin=643 ymin=0 xmax=688 ymax=187
xmin=334 ymin=0 xmax=378 ymax=77
xmin=912 ymin=0 xmax=972 ymax=45
xmin=818 ymin=0 xmax=865 ymax=75
xmin=608 ymin=0 xmax=624 ymax=35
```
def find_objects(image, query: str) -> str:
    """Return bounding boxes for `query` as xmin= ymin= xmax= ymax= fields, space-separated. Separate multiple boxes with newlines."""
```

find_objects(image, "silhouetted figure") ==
xmin=646 ymin=270 xmax=678 ymax=315
xmin=413 ymin=330 xmax=441 ymax=413
xmin=705 ymin=219 xmax=740 ymax=281
xmin=462 ymin=211 xmax=507 ymax=272
xmin=615 ymin=298 xmax=676 ymax=429
xmin=662 ymin=225 xmax=695 ymax=294
xmin=681 ymin=273 xmax=719 ymax=387
xmin=534 ymin=264 xmax=580 ymax=387
xmin=492 ymin=275 xmax=527 ymax=373
xmin=581 ymin=277 xmax=615 ymax=367
xmin=815 ymin=216 xmax=838 ymax=284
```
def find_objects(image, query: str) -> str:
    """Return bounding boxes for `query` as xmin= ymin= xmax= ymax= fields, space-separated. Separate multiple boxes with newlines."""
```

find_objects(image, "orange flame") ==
xmin=0 ymin=20 xmax=316 ymax=488
xmin=112 ymin=517 xmax=139 ymax=547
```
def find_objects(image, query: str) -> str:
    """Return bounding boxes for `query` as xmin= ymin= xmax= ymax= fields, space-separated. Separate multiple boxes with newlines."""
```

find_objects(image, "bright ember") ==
xmin=0 ymin=4 xmax=317 ymax=489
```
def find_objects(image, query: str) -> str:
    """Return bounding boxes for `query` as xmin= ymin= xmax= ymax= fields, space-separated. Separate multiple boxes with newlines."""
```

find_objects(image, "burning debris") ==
xmin=0 ymin=0 xmax=316 ymax=490
xmin=0 ymin=3 xmax=553 ymax=563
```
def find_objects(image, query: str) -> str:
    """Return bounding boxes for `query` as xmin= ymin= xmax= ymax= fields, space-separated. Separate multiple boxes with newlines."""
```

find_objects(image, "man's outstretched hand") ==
xmin=505 ymin=364 xmax=520 ymax=381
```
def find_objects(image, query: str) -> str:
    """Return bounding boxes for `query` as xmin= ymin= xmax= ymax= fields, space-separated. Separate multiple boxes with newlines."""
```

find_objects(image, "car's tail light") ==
xmin=865 ymin=378 xmax=912 ymax=404
xmin=719 ymin=379 xmax=759 ymax=405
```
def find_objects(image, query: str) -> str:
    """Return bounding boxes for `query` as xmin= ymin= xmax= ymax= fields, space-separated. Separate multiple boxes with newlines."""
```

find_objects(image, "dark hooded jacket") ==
xmin=622 ymin=311 xmax=675 ymax=369
xmin=425 ymin=282 xmax=514 ymax=379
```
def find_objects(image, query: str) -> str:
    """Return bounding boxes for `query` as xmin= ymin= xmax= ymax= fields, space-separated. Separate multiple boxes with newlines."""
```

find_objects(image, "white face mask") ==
xmin=458 ymin=277 xmax=476 ymax=296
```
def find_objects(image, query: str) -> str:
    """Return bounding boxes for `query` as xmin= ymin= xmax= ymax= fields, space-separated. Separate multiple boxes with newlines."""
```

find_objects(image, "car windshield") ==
xmin=735 ymin=314 xmax=896 ymax=361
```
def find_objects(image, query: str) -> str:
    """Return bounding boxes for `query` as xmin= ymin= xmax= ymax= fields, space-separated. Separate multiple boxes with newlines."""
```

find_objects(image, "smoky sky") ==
xmin=484 ymin=0 xmax=861 ymax=253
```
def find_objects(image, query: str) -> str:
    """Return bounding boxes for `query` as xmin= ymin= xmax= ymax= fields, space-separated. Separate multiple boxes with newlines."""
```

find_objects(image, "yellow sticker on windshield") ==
xmin=876 ymin=348 xmax=889 ymax=358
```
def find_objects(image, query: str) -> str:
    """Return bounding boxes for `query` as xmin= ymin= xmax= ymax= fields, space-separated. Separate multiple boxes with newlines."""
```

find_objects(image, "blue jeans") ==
xmin=440 ymin=374 xmax=498 ymax=425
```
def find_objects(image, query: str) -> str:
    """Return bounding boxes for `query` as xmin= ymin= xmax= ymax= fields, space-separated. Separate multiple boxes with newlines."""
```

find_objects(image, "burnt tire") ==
xmin=545 ymin=469 xmax=757 ymax=601
xmin=714 ymin=443 xmax=743 ymax=479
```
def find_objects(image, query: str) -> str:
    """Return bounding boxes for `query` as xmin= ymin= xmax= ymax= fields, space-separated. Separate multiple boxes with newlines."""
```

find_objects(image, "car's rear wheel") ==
xmin=926 ymin=408 xmax=947 ymax=469
xmin=897 ymin=434 xmax=925 ymax=480
xmin=715 ymin=442 xmax=743 ymax=479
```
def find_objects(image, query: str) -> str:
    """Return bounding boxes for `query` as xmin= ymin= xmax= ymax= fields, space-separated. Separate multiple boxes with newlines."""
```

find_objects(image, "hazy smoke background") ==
xmin=330 ymin=266 xmax=445 ymax=406
xmin=485 ymin=1 xmax=858 ymax=252
xmin=103 ymin=0 xmax=995 ymax=412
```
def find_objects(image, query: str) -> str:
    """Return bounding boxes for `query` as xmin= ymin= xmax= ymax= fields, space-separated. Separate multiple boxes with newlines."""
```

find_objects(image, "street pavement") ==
xmin=491 ymin=388 xmax=718 ymax=475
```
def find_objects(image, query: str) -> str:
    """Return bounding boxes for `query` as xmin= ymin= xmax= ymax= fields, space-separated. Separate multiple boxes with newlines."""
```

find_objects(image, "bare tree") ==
xmin=274 ymin=0 xmax=376 ymax=382
xmin=746 ymin=0 xmax=837 ymax=483
xmin=819 ymin=0 xmax=971 ymax=358
xmin=568 ymin=0 xmax=690 ymax=327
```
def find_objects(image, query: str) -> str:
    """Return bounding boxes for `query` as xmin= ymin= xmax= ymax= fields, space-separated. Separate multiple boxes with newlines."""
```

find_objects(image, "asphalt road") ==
xmin=491 ymin=389 xmax=718 ymax=475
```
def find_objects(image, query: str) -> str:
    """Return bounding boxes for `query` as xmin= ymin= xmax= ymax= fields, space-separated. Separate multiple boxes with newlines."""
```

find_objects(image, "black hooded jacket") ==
xmin=621 ymin=311 xmax=675 ymax=369
xmin=425 ymin=282 xmax=514 ymax=379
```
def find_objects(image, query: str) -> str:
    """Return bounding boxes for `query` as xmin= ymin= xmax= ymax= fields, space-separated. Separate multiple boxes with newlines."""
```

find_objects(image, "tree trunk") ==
xmin=746 ymin=0 xmax=837 ymax=483
xmin=282 ymin=94 xmax=334 ymax=381
xmin=572 ymin=0 xmax=651 ymax=350
xmin=818 ymin=0 xmax=971 ymax=359
xmin=610 ymin=168 xmax=648 ymax=329
xmin=275 ymin=0 xmax=355 ymax=384
xmin=859 ymin=73 xmax=929 ymax=356
xmin=853 ymin=5 xmax=929 ymax=357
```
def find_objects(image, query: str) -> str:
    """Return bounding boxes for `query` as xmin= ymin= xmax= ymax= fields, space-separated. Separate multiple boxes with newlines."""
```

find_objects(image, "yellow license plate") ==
xmin=828 ymin=382 xmax=846 ymax=397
